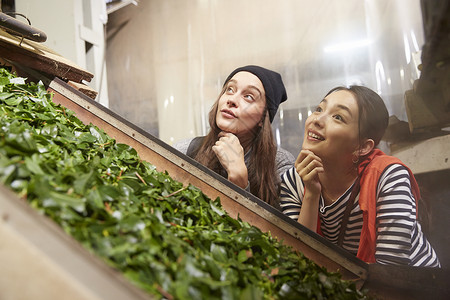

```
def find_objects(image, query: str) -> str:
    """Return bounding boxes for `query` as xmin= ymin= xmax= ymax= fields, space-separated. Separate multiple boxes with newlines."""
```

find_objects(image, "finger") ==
xmin=212 ymin=145 xmax=225 ymax=160
xmin=218 ymin=131 xmax=234 ymax=138
xmin=217 ymin=133 xmax=242 ymax=155
xmin=296 ymin=158 xmax=323 ymax=176
xmin=295 ymin=151 xmax=314 ymax=171
xmin=295 ymin=150 xmax=308 ymax=165
xmin=213 ymin=144 xmax=223 ymax=155
xmin=213 ymin=144 xmax=234 ymax=170
xmin=295 ymin=149 xmax=317 ymax=165
xmin=303 ymin=166 xmax=324 ymax=181
xmin=296 ymin=149 xmax=322 ymax=167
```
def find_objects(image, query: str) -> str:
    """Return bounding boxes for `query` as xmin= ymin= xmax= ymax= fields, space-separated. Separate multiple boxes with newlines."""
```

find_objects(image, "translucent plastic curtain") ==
xmin=107 ymin=0 xmax=424 ymax=157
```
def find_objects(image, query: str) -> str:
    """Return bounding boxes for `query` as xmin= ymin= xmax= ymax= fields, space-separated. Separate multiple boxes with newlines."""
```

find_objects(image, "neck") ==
xmin=238 ymin=133 xmax=257 ymax=153
xmin=319 ymin=160 xmax=358 ymax=206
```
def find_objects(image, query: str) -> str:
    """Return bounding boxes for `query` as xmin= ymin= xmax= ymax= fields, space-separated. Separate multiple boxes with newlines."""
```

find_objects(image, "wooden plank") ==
xmin=68 ymin=80 xmax=98 ymax=99
xmin=391 ymin=133 xmax=450 ymax=174
xmin=0 ymin=185 xmax=154 ymax=300
xmin=0 ymin=29 xmax=93 ymax=83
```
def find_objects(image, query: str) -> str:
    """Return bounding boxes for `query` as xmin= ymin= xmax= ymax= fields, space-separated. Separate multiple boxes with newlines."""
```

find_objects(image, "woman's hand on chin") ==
xmin=212 ymin=132 xmax=248 ymax=189
xmin=295 ymin=149 xmax=324 ymax=198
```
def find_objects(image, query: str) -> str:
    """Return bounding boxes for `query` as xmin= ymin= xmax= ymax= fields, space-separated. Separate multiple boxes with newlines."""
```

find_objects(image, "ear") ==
xmin=258 ymin=110 xmax=269 ymax=127
xmin=358 ymin=138 xmax=375 ymax=157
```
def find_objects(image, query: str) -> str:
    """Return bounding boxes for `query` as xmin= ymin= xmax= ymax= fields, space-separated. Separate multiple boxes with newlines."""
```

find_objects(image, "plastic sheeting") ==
xmin=105 ymin=0 xmax=424 ymax=157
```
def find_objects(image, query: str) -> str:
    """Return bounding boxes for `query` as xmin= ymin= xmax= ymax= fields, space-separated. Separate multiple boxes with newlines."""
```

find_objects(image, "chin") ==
xmin=302 ymin=143 xmax=321 ymax=155
xmin=301 ymin=140 xmax=312 ymax=150
xmin=302 ymin=146 xmax=316 ymax=153
xmin=217 ymin=123 xmax=236 ymax=134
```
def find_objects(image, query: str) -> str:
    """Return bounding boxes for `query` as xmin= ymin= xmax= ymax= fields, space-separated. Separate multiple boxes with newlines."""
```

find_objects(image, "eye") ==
xmin=244 ymin=94 xmax=255 ymax=101
xmin=333 ymin=114 xmax=344 ymax=121
xmin=226 ymin=86 xmax=234 ymax=94
xmin=315 ymin=106 xmax=323 ymax=113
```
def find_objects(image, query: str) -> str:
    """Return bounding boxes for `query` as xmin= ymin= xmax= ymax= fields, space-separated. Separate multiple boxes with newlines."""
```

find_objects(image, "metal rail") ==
xmin=0 ymin=12 xmax=47 ymax=43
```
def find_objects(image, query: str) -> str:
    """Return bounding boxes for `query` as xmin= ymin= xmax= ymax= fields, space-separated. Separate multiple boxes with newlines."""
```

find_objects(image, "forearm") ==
xmin=297 ymin=192 xmax=320 ymax=232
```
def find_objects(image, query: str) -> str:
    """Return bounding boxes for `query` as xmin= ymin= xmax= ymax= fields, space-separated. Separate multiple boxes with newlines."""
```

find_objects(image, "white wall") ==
xmin=14 ymin=0 xmax=109 ymax=107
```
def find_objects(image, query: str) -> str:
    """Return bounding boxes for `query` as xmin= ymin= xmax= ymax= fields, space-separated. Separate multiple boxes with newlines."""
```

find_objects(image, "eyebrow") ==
xmin=320 ymin=99 xmax=353 ymax=117
xmin=228 ymin=79 xmax=262 ymax=98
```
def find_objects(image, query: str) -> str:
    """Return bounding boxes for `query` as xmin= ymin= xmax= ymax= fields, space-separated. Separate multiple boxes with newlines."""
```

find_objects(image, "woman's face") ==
xmin=216 ymin=71 xmax=266 ymax=138
xmin=303 ymin=90 xmax=360 ymax=162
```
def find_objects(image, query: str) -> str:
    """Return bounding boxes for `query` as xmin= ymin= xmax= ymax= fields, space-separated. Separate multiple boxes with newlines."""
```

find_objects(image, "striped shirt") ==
xmin=280 ymin=164 xmax=440 ymax=267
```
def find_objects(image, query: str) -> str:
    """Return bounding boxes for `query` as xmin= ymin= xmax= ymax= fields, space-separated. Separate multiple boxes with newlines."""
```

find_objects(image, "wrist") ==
xmin=228 ymin=172 xmax=248 ymax=189
xmin=227 ymin=165 xmax=248 ymax=189
xmin=303 ymin=190 xmax=321 ymax=203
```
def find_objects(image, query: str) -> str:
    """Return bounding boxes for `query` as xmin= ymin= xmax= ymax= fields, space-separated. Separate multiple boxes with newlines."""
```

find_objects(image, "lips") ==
xmin=308 ymin=130 xmax=325 ymax=141
xmin=221 ymin=109 xmax=237 ymax=118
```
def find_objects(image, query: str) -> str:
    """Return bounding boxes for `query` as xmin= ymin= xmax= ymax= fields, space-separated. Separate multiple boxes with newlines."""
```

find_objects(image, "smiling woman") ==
xmin=173 ymin=65 xmax=295 ymax=207
xmin=280 ymin=85 xmax=441 ymax=267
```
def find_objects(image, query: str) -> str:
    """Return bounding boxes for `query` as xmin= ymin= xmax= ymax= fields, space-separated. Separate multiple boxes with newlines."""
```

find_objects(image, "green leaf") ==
xmin=119 ymin=214 xmax=146 ymax=232
xmin=98 ymin=185 xmax=122 ymax=201
xmin=4 ymin=95 xmax=24 ymax=106
xmin=73 ymin=170 xmax=93 ymax=194
xmin=0 ymin=77 xmax=10 ymax=86
xmin=10 ymin=77 xmax=26 ymax=84
xmin=75 ymin=131 xmax=97 ymax=143
xmin=210 ymin=243 xmax=228 ymax=263
xmin=44 ymin=191 xmax=86 ymax=213
xmin=210 ymin=200 xmax=226 ymax=216
xmin=240 ymin=285 xmax=264 ymax=300
xmin=24 ymin=154 xmax=45 ymax=175
xmin=237 ymin=249 xmax=250 ymax=263
xmin=86 ymin=188 xmax=105 ymax=209
xmin=0 ymin=164 xmax=16 ymax=185
xmin=89 ymin=126 xmax=107 ymax=144
xmin=0 ymin=92 xmax=14 ymax=100
xmin=41 ymin=124 xmax=59 ymax=138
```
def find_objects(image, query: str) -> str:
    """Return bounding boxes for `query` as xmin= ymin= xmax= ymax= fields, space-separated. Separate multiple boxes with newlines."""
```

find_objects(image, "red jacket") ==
xmin=355 ymin=149 xmax=420 ymax=263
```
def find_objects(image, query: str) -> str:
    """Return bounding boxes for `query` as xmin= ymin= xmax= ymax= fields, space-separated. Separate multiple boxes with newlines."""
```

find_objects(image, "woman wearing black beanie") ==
xmin=174 ymin=65 xmax=294 ymax=207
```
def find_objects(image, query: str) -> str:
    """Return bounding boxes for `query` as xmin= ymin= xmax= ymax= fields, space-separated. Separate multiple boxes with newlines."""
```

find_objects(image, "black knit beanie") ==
xmin=224 ymin=65 xmax=288 ymax=123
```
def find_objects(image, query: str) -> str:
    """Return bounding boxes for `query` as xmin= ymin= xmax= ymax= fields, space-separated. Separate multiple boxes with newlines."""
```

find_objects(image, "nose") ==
xmin=312 ymin=113 xmax=325 ymax=127
xmin=226 ymin=95 xmax=238 ymax=108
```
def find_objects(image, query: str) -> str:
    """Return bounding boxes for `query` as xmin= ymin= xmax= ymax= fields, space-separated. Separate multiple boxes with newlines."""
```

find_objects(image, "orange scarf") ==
xmin=355 ymin=149 xmax=420 ymax=263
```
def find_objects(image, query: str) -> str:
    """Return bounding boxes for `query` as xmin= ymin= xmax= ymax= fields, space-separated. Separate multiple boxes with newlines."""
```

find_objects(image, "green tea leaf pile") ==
xmin=0 ymin=67 xmax=369 ymax=299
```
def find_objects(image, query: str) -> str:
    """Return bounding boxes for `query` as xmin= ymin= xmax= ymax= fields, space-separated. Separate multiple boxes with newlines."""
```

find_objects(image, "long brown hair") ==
xmin=194 ymin=85 xmax=279 ymax=206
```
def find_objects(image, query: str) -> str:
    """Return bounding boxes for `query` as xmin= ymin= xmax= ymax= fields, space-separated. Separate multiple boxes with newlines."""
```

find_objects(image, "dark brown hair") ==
xmin=193 ymin=85 xmax=279 ymax=206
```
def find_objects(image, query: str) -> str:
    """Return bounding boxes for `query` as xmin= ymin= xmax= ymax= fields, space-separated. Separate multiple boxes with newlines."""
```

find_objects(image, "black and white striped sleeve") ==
xmin=280 ymin=167 xmax=304 ymax=220
xmin=375 ymin=164 xmax=440 ymax=267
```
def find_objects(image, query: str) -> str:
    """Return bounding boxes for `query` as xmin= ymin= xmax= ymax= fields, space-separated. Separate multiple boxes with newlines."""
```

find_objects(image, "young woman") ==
xmin=280 ymin=85 xmax=440 ymax=267
xmin=174 ymin=65 xmax=295 ymax=207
